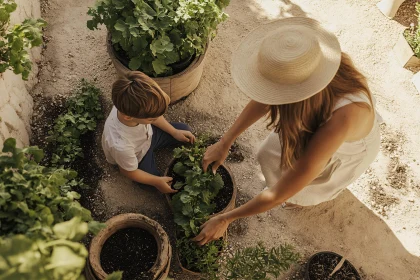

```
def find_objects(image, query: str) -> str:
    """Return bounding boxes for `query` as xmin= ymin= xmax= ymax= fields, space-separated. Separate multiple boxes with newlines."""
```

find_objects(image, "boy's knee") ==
xmin=172 ymin=122 xmax=191 ymax=132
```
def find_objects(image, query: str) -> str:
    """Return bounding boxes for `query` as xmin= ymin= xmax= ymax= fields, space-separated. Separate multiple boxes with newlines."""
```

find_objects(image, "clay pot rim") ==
xmin=88 ymin=213 xmax=171 ymax=280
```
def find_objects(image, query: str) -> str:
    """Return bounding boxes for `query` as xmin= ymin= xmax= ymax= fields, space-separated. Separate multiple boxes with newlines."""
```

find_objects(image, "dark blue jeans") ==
xmin=138 ymin=122 xmax=191 ymax=176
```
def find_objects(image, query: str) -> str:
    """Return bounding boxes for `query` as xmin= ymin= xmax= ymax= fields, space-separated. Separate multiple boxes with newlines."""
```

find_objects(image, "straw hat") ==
xmin=231 ymin=17 xmax=341 ymax=105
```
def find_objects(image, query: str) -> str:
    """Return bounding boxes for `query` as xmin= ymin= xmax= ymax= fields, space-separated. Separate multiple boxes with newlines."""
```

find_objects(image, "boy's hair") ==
xmin=112 ymin=71 xmax=170 ymax=119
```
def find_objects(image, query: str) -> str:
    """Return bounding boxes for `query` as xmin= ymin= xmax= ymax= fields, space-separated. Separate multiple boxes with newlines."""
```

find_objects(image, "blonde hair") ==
xmin=112 ymin=71 xmax=170 ymax=118
xmin=267 ymin=53 xmax=373 ymax=169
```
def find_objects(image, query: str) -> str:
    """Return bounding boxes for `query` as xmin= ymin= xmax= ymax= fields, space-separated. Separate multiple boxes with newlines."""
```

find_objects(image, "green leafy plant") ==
xmin=47 ymin=80 xmax=103 ymax=166
xmin=222 ymin=242 xmax=300 ymax=280
xmin=87 ymin=0 xmax=230 ymax=77
xmin=0 ymin=0 xmax=46 ymax=80
xmin=0 ymin=138 xmax=107 ymax=279
xmin=170 ymin=140 xmax=225 ymax=275
xmin=404 ymin=3 xmax=420 ymax=58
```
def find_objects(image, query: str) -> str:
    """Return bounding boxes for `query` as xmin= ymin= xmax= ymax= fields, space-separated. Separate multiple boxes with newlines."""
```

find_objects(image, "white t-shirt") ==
xmin=101 ymin=107 xmax=153 ymax=171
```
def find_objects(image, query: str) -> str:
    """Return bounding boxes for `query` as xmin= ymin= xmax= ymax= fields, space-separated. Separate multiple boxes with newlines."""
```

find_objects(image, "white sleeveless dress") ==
xmin=256 ymin=93 xmax=382 ymax=206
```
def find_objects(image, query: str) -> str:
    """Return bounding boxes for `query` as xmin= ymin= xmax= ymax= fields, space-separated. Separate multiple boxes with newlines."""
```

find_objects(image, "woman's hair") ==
xmin=267 ymin=52 xmax=373 ymax=169
xmin=112 ymin=71 xmax=170 ymax=119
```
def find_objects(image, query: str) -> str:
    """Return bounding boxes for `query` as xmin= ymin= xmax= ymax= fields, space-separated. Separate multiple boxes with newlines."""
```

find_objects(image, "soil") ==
xmin=32 ymin=0 xmax=420 ymax=279
xmin=307 ymin=252 xmax=361 ymax=280
xmin=101 ymin=227 xmax=158 ymax=280
xmin=167 ymin=160 xmax=234 ymax=214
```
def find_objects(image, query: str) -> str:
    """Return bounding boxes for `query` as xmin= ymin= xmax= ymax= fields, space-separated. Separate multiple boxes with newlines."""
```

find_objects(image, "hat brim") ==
xmin=231 ymin=17 xmax=342 ymax=105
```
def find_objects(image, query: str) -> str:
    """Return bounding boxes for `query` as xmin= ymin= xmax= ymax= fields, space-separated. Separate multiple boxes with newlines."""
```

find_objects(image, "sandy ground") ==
xmin=31 ymin=0 xmax=420 ymax=279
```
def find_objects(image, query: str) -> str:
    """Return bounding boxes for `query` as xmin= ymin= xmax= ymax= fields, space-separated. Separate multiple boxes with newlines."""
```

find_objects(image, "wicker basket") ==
xmin=87 ymin=213 xmax=171 ymax=280
xmin=107 ymin=33 xmax=208 ymax=104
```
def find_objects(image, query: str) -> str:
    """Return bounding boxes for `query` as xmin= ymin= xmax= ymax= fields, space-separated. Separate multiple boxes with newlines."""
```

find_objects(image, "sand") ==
xmin=31 ymin=0 xmax=420 ymax=279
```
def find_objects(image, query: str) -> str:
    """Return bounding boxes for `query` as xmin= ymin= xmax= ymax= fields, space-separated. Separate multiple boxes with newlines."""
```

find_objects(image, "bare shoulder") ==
xmin=329 ymin=102 xmax=374 ymax=141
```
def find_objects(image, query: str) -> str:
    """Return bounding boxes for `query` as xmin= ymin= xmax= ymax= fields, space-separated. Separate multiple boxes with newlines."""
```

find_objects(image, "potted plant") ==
xmin=87 ymin=213 xmax=171 ymax=280
xmin=393 ymin=3 xmax=420 ymax=68
xmin=0 ymin=0 xmax=46 ymax=80
xmin=163 ymin=139 xmax=236 ymax=277
xmin=87 ymin=0 xmax=230 ymax=103
xmin=305 ymin=251 xmax=361 ymax=280
xmin=164 ymin=139 xmax=237 ymax=216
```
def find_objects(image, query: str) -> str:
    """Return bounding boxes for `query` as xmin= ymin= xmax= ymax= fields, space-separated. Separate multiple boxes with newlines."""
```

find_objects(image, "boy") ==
xmin=102 ymin=71 xmax=195 ymax=193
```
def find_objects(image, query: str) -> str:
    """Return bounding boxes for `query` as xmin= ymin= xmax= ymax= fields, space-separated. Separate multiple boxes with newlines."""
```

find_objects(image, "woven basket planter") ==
xmin=107 ymin=33 xmax=208 ymax=104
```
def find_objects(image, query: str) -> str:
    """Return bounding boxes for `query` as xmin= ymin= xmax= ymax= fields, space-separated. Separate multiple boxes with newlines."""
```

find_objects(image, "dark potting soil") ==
xmin=307 ymin=253 xmax=361 ymax=280
xmin=101 ymin=228 xmax=158 ymax=280
xmin=167 ymin=161 xmax=234 ymax=214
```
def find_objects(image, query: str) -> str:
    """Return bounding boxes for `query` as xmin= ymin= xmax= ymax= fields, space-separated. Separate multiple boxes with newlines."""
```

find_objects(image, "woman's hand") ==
xmin=202 ymin=140 xmax=231 ymax=173
xmin=192 ymin=214 xmax=231 ymax=245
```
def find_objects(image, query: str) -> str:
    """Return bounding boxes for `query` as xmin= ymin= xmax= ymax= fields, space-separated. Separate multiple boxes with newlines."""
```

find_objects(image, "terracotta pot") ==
xmin=107 ymin=33 xmax=208 ymax=104
xmin=164 ymin=158 xmax=237 ymax=216
xmin=304 ymin=251 xmax=361 ymax=280
xmin=392 ymin=31 xmax=420 ymax=68
xmin=87 ymin=213 xmax=171 ymax=280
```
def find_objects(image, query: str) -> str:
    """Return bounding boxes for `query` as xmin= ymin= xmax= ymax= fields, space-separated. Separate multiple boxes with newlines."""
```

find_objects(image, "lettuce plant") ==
xmin=87 ymin=0 xmax=230 ymax=77
xmin=0 ymin=138 xmax=106 ymax=279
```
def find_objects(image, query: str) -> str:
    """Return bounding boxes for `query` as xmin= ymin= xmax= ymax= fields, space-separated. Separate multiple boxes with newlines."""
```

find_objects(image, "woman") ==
xmin=192 ymin=17 xmax=381 ymax=245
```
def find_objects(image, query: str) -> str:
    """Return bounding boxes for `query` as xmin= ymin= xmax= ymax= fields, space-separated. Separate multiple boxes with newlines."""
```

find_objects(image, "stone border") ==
xmin=0 ymin=0 xmax=42 ymax=148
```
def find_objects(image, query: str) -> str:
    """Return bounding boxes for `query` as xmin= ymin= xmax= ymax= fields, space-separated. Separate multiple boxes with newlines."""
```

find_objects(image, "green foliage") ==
xmin=170 ymin=140 xmax=225 ymax=275
xmin=0 ymin=138 xmax=107 ymax=279
xmin=404 ymin=3 xmax=420 ymax=58
xmin=0 ymin=0 xmax=46 ymax=80
xmin=48 ymin=80 xmax=103 ymax=166
xmin=105 ymin=271 xmax=123 ymax=280
xmin=87 ymin=0 xmax=230 ymax=77
xmin=222 ymin=242 xmax=300 ymax=280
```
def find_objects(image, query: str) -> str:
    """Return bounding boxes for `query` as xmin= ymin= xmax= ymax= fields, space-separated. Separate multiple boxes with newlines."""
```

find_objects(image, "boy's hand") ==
xmin=173 ymin=130 xmax=196 ymax=143
xmin=154 ymin=176 xmax=177 ymax=194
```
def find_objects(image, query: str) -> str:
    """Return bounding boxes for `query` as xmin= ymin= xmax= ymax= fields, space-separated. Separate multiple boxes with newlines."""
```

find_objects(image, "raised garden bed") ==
xmin=305 ymin=251 xmax=361 ymax=280
xmin=87 ymin=213 xmax=171 ymax=280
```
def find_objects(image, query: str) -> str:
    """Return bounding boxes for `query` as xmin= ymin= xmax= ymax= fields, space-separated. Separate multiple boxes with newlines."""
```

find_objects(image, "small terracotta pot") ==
xmin=87 ymin=213 xmax=171 ymax=280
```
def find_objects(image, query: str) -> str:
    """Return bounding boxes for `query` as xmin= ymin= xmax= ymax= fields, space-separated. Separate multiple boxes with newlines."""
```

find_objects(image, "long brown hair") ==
xmin=267 ymin=52 xmax=373 ymax=169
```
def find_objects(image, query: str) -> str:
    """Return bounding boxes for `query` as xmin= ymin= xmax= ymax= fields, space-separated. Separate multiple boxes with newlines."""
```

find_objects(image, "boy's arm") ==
xmin=113 ymin=148 xmax=176 ymax=193
xmin=119 ymin=167 xmax=176 ymax=194
xmin=152 ymin=116 xmax=195 ymax=143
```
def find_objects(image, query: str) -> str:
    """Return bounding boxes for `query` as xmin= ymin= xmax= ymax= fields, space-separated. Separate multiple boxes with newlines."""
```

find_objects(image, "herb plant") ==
xmin=170 ymin=140 xmax=225 ymax=275
xmin=0 ymin=0 xmax=46 ymax=80
xmin=404 ymin=3 xmax=420 ymax=58
xmin=87 ymin=0 xmax=230 ymax=77
xmin=0 ymin=138 xmax=106 ymax=279
xmin=222 ymin=242 xmax=300 ymax=280
xmin=48 ymin=80 xmax=103 ymax=166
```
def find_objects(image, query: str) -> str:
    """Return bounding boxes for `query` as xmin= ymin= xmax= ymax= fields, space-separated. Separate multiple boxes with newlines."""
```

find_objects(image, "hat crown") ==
xmin=257 ymin=27 xmax=322 ymax=85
